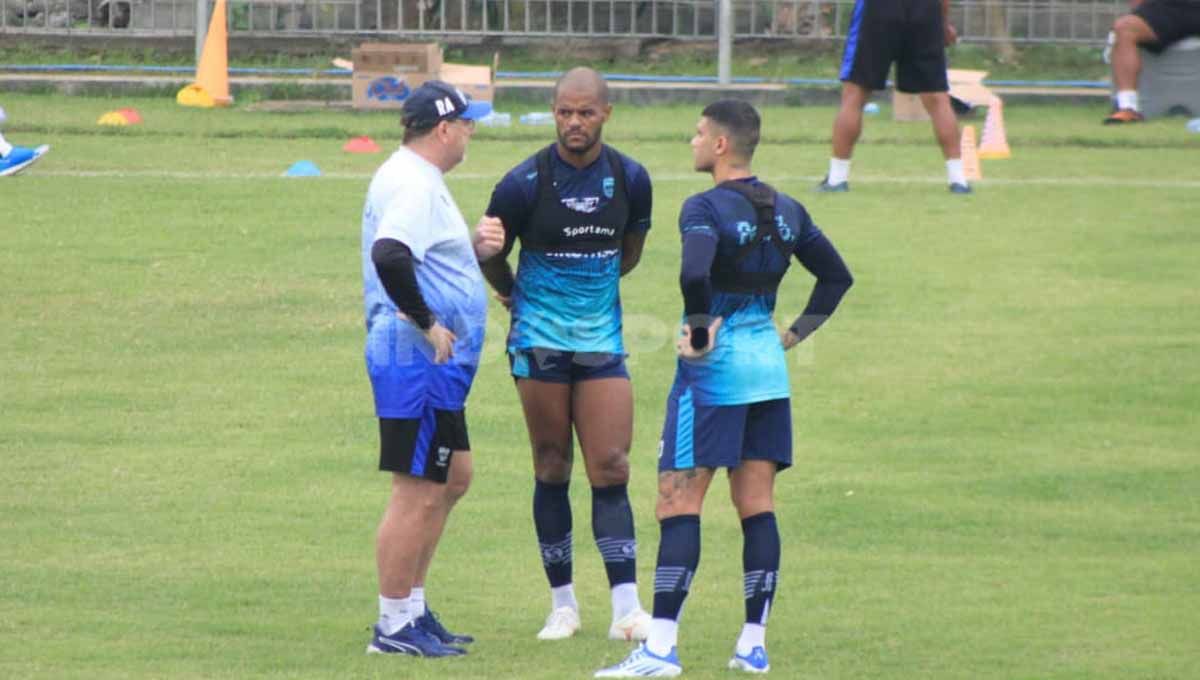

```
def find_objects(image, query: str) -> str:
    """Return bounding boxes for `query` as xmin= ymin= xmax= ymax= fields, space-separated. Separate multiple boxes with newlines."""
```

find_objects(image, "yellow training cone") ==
xmin=176 ymin=84 xmax=216 ymax=108
xmin=98 ymin=111 xmax=131 ymax=126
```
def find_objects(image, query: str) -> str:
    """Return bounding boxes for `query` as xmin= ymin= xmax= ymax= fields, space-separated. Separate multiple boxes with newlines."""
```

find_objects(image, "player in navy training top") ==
xmin=596 ymin=100 xmax=853 ymax=678
xmin=478 ymin=67 xmax=653 ymax=642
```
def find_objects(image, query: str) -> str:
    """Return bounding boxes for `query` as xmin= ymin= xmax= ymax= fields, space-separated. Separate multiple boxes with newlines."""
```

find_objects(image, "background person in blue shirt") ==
xmin=596 ymin=100 xmax=853 ymax=678
xmin=479 ymin=67 xmax=654 ymax=642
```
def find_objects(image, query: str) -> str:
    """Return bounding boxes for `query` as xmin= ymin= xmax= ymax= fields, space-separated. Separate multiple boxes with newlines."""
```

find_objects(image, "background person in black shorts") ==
xmin=1106 ymin=0 xmax=1200 ymax=124
xmin=819 ymin=0 xmax=969 ymax=194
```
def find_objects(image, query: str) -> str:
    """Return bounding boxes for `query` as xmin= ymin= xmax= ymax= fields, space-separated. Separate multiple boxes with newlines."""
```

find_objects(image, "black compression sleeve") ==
xmin=680 ymin=231 xmax=717 ymax=349
xmin=371 ymin=238 xmax=434 ymax=330
xmin=788 ymin=233 xmax=853 ymax=343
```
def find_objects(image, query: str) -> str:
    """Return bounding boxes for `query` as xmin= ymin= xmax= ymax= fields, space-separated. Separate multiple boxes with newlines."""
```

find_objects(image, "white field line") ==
xmin=34 ymin=169 xmax=1200 ymax=188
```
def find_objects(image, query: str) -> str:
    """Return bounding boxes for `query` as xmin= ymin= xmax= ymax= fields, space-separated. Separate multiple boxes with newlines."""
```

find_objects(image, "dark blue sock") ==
xmin=652 ymin=514 xmax=701 ymax=622
xmin=742 ymin=512 xmax=780 ymax=625
xmin=533 ymin=479 xmax=572 ymax=588
xmin=591 ymin=484 xmax=637 ymax=587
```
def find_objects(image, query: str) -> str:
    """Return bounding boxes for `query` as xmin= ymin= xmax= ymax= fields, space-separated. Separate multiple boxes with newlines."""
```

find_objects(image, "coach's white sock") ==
xmin=1116 ymin=90 xmax=1139 ymax=112
xmin=611 ymin=582 xmax=641 ymax=621
xmin=551 ymin=583 xmax=579 ymax=611
xmin=646 ymin=618 xmax=678 ymax=657
xmin=409 ymin=586 xmax=426 ymax=618
xmin=378 ymin=595 xmax=412 ymax=635
xmin=827 ymin=157 xmax=851 ymax=185
xmin=946 ymin=159 xmax=967 ymax=187
xmin=735 ymin=623 xmax=767 ymax=656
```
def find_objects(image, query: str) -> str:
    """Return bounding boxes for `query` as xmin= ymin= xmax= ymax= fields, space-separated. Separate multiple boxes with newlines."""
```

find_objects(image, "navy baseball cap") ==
xmin=402 ymin=80 xmax=493 ymax=129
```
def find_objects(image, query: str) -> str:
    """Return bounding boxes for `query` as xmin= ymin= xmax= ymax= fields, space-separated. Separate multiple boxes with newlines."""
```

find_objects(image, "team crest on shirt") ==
xmin=435 ymin=446 xmax=451 ymax=467
xmin=602 ymin=177 xmax=615 ymax=199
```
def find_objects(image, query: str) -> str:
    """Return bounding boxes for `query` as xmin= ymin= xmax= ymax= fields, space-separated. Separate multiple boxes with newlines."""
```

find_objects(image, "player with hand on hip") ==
xmin=360 ymin=81 xmax=502 ymax=659
xmin=596 ymin=100 xmax=853 ymax=677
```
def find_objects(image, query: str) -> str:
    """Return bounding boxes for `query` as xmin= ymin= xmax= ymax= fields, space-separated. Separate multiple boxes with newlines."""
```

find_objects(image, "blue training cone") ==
xmin=284 ymin=160 xmax=321 ymax=177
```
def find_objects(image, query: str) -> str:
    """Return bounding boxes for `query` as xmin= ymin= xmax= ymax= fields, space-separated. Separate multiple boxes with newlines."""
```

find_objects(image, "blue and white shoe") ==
xmin=366 ymin=622 xmax=467 ymax=657
xmin=948 ymin=182 xmax=973 ymax=195
xmin=0 ymin=144 xmax=50 ymax=177
xmin=594 ymin=643 xmax=683 ymax=677
xmin=728 ymin=645 xmax=771 ymax=673
xmin=415 ymin=608 xmax=475 ymax=645
xmin=815 ymin=176 xmax=849 ymax=193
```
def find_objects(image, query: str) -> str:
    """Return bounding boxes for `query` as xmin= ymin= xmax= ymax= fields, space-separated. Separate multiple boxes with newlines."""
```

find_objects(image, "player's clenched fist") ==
xmin=473 ymin=215 xmax=506 ymax=261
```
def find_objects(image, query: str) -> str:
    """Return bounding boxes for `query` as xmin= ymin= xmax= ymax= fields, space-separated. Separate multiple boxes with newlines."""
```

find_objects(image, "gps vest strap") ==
xmin=710 ymin=180 xmax=790 ymax=294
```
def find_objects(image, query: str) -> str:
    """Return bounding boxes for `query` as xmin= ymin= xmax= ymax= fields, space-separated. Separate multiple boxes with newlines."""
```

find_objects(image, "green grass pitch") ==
xmin=1 ymin=93 xmax=1198 ymax=679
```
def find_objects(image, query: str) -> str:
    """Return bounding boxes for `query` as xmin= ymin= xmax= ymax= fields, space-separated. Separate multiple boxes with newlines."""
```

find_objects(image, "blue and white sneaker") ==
xmin=0 ymin=144 xmax=50 ymax=177
xmin=594 ymin=643 xmax=683 ymax=677
xmin=948 ymin=182 xmax=973 ymax=195
xmin=728 ymin=645 xmax=770 ymax=673
xmin=366 ymin=622 xmax=467 ymax=657
xmin=815 ymin=176 xmax=849 ymax=193
xmin=415 ymin=608 xmax=475 ymax=645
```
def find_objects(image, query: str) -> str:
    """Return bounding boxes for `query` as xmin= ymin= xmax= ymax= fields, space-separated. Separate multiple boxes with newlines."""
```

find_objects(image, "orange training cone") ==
xmin=960 ymin=125 xmax=982 ymax=181
xmin=177 ymin=0 xmax=232 ymax=108
xmin=343 ymin=136 xmax=382 ymax=153
xmin=978 ymin=96 xmax=1011 ymax=160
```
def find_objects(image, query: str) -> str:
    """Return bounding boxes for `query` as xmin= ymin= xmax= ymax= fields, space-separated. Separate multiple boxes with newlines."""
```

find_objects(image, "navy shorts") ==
xmin=508 ymin=348 xmax=629 ymax=384
xmin=378 ymin=409 xmax=469 ymax=484
xmin=839 ymin=0 xmax=948 ymax=93
xmin=658 ymin=387 xmax=792 ymax=472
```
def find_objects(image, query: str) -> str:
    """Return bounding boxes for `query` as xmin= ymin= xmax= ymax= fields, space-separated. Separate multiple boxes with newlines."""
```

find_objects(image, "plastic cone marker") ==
xmin=285 ymin=161 xmax=322 ymax=177
xmin=960 ymin=125 xmax=982 ymax=181
xmin=177 ymin=0 xmax=232 ymax=108
xmin=978 ymin=97 xmax=1011 ymax=160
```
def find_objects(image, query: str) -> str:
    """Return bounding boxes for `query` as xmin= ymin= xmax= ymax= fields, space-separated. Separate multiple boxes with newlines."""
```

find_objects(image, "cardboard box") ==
xmin=349 ymin=43 xmax=496 ymax=110
xmin=893 ymin=69 xmax=995 ymax=121
xmin=351 ymin=42 xmax=443 ymax=110
xmin=440 ymin=62 xmax=495 ymax=103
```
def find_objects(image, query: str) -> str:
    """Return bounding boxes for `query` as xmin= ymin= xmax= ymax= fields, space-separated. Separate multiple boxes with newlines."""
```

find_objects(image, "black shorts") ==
xmin=1134 ymin=0 xmax=1200 ymax=53
xmin=839 ymin=0 xmax=948 ymax=94
xmin=378 ymin=409 xmax=469 ymax=484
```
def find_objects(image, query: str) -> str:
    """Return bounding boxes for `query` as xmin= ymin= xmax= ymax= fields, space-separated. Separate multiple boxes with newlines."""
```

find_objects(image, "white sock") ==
xmin=0 ymin=133 xmax=12 ymax=158
xmin=827 ymin=157 xmax=851 ymax=185
xmin=646 ymin=618 xmax=678 ymax=657
xmin=409 ymin=586 xmax=426 ymax=618
xmin=611 ymin=582 xmax=641 ymax=621
xmin=551 ymin=584 xmax=578 ymax=611
xmin=1117 ymin=90 xmax=1139 ymax=112
xmin=736 ymin=623 xmax=767 ymax=656
xmin=378 ymin=595 xmax=412 ymax=635
xmin=946 ymin=159 xmax=967 ymax=186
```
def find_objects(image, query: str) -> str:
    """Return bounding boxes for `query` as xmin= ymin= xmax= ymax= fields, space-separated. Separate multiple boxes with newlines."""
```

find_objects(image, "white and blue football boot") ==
xmin=594 ymin=643 xmax=683 ymax=677
xmin=728 ymin=645 xmax=770 ymax=673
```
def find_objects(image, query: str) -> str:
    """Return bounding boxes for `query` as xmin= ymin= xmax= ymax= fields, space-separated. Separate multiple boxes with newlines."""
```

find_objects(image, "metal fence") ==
xmin=1 ymin=0 xmax=1125 ymax=44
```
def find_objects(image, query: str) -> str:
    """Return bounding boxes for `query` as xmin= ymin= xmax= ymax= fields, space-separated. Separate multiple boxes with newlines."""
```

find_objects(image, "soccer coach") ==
xmin=359 ymin=81 xmax=505 ymax=657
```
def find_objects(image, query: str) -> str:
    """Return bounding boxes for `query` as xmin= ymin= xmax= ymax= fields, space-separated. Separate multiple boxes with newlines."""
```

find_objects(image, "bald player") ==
xmin=478 ymin=67 xmax=654 ymax=642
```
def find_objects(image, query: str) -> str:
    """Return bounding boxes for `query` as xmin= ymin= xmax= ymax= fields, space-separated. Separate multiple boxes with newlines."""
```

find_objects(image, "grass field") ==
xmin=2 ymin=93 xmax=1199 ymax=680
